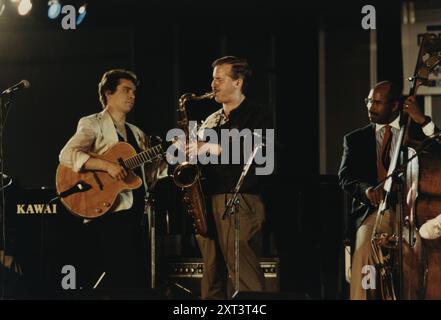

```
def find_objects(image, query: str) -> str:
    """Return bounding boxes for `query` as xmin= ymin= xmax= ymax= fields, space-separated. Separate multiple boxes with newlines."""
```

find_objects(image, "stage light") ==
xmin=17 ymin=0 xmax=32 ymax=16
xmin=47 ymin=0 xmax=61 ymax=19
xmin=76 ymin=3 xmax=86 ymax=25
xmin=0 ymin=1 xmax=5 ymax=17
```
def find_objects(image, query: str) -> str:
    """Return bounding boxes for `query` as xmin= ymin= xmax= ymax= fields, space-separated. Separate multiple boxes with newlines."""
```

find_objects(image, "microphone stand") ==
xmin=144 ymin=153 xmax=163 ymax=291
xmin=0 ymin=88 xmax=28 ymax=298
xmin=0 ymin=94 xmax=9 ymax=299
xmin=222 ymin=140 xmax=264 ymax=298
xmin=0 ymin=95 xmax=3 ymax=299
xmin=0 ymin=93 xmax=16 ymax=299
xmin=146 ymin=192 xmax=157 ymax=290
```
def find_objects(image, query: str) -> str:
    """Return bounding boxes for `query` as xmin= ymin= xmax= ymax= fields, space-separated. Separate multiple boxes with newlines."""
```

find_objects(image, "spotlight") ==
xmin=76 ymin=3 xmax=86 ymax=25
xmin=17 ymin=0 xmax=32 ymax=16
xmin=0 ymin=1 xmax=5 ymax=17
xmin=47 ymin=0 xmax=61 ymax=19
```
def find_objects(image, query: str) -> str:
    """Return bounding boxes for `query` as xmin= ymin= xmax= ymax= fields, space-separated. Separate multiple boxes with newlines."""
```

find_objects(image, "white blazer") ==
xmin=59 ymin=109 xmax=156 ymax=212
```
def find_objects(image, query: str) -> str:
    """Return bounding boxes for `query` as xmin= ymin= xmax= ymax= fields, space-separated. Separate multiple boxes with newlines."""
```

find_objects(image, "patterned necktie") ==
xmin=377 ymin=125 xmax=392 ymax=181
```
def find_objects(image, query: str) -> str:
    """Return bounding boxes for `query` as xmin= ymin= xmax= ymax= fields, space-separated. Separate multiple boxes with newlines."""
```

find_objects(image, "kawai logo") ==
xmin=16 ymin=204 xmax=57 ymax=214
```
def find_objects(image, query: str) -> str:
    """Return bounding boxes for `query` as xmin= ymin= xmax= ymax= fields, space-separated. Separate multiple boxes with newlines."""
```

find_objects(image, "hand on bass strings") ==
xmin=365 ymin=186 xmax=385 ymax=207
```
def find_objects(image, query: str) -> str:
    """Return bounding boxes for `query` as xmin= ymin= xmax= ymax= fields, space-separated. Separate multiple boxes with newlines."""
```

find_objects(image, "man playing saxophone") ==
xmin=185 ymin=56 xmax=274 ymax=299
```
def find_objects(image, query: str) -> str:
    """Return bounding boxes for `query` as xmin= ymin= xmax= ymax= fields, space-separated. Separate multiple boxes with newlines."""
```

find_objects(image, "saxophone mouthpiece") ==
xmin=193 ymin=92 xmax=215 ymax=100
xmin=204 ymin=92 xmax=215 ymax=99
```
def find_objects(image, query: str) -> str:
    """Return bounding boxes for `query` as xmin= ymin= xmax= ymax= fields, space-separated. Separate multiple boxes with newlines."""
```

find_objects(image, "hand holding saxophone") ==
xmin=186 ymin=141 xmax=222 ymax=157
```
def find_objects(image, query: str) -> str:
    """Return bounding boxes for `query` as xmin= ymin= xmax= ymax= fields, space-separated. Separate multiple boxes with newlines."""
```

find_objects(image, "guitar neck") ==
xmin=123 ymin=144 xmax=164 ymax=170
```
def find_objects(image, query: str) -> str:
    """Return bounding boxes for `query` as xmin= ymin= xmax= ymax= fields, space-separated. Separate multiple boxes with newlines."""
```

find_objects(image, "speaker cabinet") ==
xmin=166 ymin=257 xmax=279 ymax=298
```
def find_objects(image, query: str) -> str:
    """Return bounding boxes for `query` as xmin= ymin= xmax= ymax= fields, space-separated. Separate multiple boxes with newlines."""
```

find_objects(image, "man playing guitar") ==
xmin=58 ymin=69 xmax=165 ymax=290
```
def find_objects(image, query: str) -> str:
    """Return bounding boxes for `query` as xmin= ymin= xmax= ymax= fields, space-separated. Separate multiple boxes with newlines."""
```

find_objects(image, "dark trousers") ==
xmin=196 ymin=193 xmax=266 ymax=299
xmin=80 ymin=210 xmax=148 ymax=290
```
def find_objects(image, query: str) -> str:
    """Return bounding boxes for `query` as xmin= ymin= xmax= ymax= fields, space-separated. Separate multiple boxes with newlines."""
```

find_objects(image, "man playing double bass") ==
xmin=338 ymin=81 xmax=438 ymax=300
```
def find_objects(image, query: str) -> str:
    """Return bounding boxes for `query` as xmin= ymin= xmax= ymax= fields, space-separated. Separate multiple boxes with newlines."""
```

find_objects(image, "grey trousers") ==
xmin=350 ymin=209 xmax=396 ymax=300
xmin=196 ymin=193 xmax=266 ymax=299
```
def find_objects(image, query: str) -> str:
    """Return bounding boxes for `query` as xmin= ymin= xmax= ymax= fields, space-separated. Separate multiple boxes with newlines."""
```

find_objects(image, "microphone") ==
xmin=1 ymin=80 xmax=31 ymax=95
xmin=59 ymin=181 xmax=92 ymax=198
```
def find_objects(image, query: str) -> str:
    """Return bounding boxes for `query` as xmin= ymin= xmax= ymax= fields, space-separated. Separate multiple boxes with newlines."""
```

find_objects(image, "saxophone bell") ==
xmin=173 ymin=162 xmax=199 ymax=188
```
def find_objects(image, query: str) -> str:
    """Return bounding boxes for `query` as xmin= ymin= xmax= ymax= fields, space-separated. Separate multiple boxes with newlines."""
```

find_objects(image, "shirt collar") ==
xmin=375 ymin=114 xmax=400 ymax=132
xmin=224 ymin=98 xmax=249 ymax=119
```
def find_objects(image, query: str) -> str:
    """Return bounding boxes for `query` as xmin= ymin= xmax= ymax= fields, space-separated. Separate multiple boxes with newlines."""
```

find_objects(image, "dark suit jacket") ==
xmin=338 ymin=118 xmax=439 ymax=240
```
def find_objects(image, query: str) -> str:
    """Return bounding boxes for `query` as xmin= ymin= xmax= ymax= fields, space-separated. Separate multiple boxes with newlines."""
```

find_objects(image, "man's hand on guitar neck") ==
xmin=84 ymin=157 xmax=128 ymax=181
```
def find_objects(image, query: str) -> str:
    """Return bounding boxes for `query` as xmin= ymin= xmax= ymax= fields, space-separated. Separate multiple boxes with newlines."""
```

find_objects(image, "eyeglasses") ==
xmin=364 ymin=98 xmax=390 ymax=106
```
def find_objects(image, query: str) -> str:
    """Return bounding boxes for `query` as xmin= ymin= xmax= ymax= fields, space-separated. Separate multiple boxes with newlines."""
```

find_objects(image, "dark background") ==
xmin=0 ymin=0 xmax=408 ymax=299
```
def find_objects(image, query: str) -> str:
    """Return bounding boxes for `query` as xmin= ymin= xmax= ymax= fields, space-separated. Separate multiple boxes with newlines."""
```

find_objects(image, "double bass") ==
xmin=371 ymin=33 xmax=441 ymax=299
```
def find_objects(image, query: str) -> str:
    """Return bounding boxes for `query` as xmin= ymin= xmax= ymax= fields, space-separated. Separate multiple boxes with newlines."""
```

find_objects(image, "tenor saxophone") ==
xmin=173 ymin=92 xmax=215 ymax=237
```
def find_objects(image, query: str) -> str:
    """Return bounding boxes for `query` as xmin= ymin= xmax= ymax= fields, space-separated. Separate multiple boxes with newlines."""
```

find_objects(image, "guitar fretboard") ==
xmin=123 ymin=144 xmax=164 ymax=170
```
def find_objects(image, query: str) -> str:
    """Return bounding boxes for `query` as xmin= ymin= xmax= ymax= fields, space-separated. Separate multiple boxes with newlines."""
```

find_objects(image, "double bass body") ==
xmin=404 ymin=150 xmax=441 ymax=299
xmin=371 ymin=33 xmax=441 ymax=300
